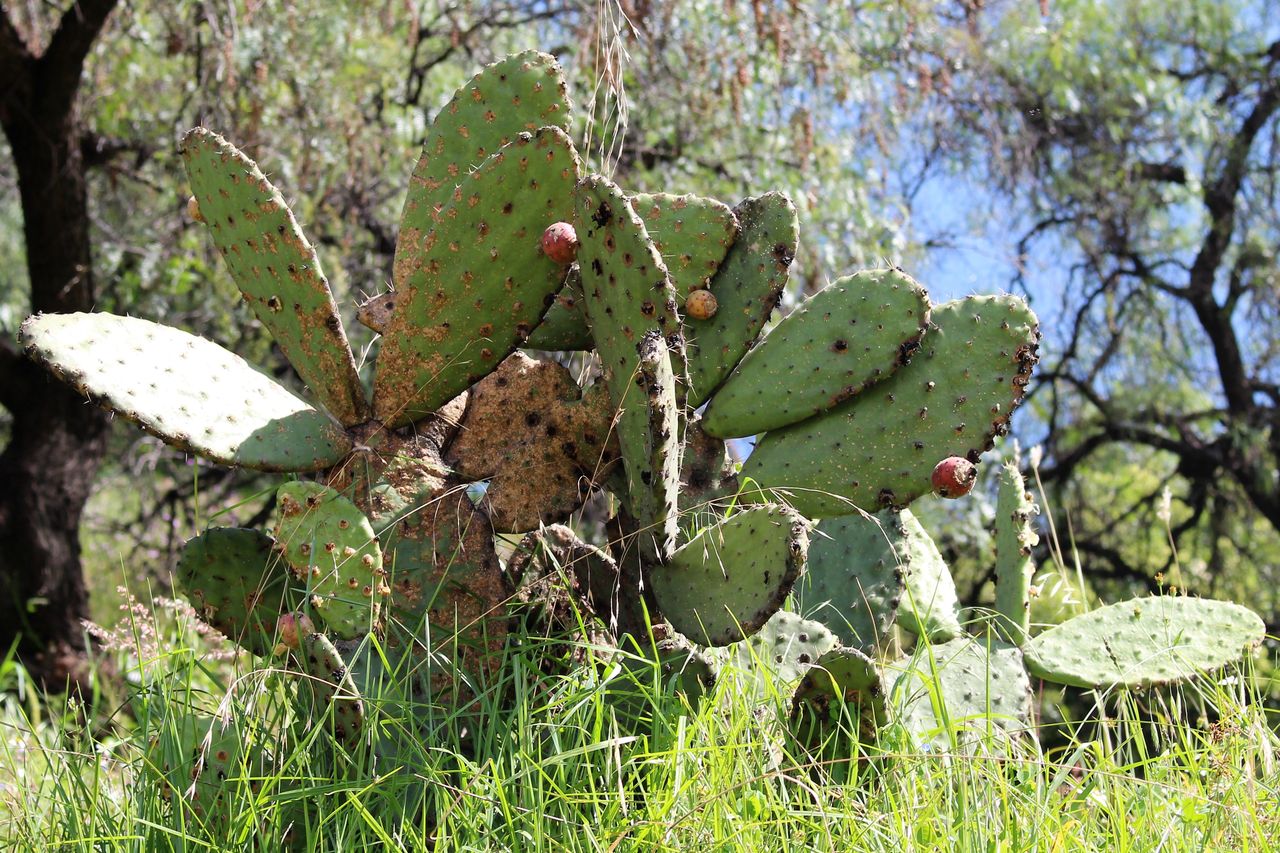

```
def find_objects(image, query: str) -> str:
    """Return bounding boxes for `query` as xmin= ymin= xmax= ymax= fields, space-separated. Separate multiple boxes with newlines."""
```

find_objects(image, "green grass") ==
xmin=1 ymin=592 xmax=1276 ymax=852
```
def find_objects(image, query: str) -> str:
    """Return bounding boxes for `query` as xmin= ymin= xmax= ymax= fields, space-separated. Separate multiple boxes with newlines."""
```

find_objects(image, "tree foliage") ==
xmin=895 ymin=0 xmax=1280 ymax=622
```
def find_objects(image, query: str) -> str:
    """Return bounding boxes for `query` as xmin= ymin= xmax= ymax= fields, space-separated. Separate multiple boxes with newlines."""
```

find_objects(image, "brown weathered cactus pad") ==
xmin=445 ymin=352 xmax=619 ymax=533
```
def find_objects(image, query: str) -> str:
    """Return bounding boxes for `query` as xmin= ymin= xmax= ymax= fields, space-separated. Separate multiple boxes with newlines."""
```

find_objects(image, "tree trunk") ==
xmin=0 ymin=1 xmax=119 ymax=693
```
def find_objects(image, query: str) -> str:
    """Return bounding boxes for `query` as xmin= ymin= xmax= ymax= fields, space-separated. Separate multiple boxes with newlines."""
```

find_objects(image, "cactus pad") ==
xmin=274 ymin=481 xmax=384 ymax=638
xmin=394 ymin=50 xmax=572 ymax=291
xmin=296 ymin=631 xmax=365 ymax=750
xmin=794 ymin=512 xmax=905 ymax=651
xmin=1023 ymin=596 xmax=1265 ymax=690
xmin=740 ymin=294 xmax=1039 ymax=517
xmin=894 ymin=509 xmax=964 ymax=643
xmin=685 ymin=193 xmax=798 ymax=408
xmin=702 ymin=269 xmax=930 ymax=437
xmin=374 ymin=127 xmax=583 ymax=425
xmin=791 ymin=646 xmax=888 ymax=744
xmin=177 ymin=527 xmax=292 ymax=656
xmin=629 ymin=192 xmax=738 ymax=297
xmin=717 ymin=610 xmax=841 ymax=700
xmin=146 ymin=715 xmax=254 ymax=825
xmin=181 ymin=128 xmax=369 ymax=426
xmin=651 ymin=505 xmax=808 ymax=646
xmin=993 ymin=462 xmax=1038 ymax=645
xmin=891 ymin=637 xmax=1032 ymax=752
xmin=575 ymin=175 xmax=683 ymax=559
xmin=21 ymin=313 xmax=352 ymax=471
xmin=445 ymin=352 xmax=619 ymax=532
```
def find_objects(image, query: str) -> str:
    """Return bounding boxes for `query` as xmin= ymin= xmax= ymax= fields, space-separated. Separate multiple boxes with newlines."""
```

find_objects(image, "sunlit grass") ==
xmin=1 ymin=590 xmax=1276 ymax=852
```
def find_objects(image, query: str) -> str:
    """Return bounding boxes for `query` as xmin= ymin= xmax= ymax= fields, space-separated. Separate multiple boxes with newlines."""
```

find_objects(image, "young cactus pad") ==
xmin=295 ymin=631 xmax=366 ymax=750
xmin=741 ymin=294 xmax=1039 ymax=518
xmin=893 ymin=510 xmax=964 ymax=642
xmin=1023 ymin=596 xmax=1265 ymax=690
xmin=650 ymin=504 xmax=808 ymax=646
xmin=702 ymin=268 xmax=931 ymax=437
xmin=992 ymin=462 xmax=1039 ymax=645
xmin=182 ymin=128 xmax=369 ymax=427
xmin=791 ymin=646 xmax=888 ymax=744
xmin=20 ymin=313 xmax=352 ymax=471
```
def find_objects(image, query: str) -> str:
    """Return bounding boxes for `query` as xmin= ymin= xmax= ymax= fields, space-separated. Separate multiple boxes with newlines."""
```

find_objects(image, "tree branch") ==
xmin=33 ymin=0 xmax=119 ymax=121
xmin=0 ymin=6 xmax=31 ymax=111
xmin=1186 ymin=75 xmax=1280 ymax=412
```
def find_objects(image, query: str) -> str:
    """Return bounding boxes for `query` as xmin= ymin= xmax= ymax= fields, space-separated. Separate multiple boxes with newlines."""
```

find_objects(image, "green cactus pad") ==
xmin=177 ymin=527 xmax=293 ymax=656
xmin=993 ymin=462 xmax=1039 ymax=645
xmin=445 ymin=352 xmax=619 ymax=532
xmin=394 ymin=50 xmax=572 ymax=292
xmin=895 ymin=509 xmax=964 ymax=643
xmin=891 ymin=637 xmax=1032 ymax=752
xmin=791 ymin=646 xmax=888 ymax=744
xmin=296 ymin=631 xmax=365 ymax=750
xmin=651 ymin=505 xmax=808 ymax=646
xmin=373 ymin=127 xmax=583 ymax=426
xmin=629 ymin=192 xmax=738 ymax=297
xmin=740 ymin=294 xmax=1040 ymax=517
xmin=575 ymin=175 xmax=683 ymax=560
xmin=146 ymin=715 xmax=255 ymax=826
xmin=794 ymin=511 xmax=905 ymax=651
xmin=702 ymin=269 xmax=930 ymax=437
xmin=181 ymin=128 xmax=369 ymax=427
xmin=524 ymin=268 xmax=593 ymax=350
xmin=21 ymin=313 xmax=352 ymax=471
xmin=716 ymin=610 xmax=841 ymax=701
xmin=274 ymin=482 xmax=384 ymax=639
xmin=604 ymin=634 xmax=716 ymax=718
xmin=1023 ymin=596 xmax=1265 ymax=690
xmin=685 ymin=193 xmax=798 ymax=408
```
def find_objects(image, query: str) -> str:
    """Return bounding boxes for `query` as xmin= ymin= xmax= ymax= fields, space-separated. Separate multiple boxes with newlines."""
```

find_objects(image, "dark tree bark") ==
xmin=0 ymin=0 xmax=118 ymax=694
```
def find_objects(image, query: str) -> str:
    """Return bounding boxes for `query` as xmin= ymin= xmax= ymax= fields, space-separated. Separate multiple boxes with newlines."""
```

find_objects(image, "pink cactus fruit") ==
xmin=931 ymin=456 xmax=977 ymax=499
xmin=540 ymin=221 xmax=579 ymax=264
xmin=276 ymin=611 xmax=316 ymax=652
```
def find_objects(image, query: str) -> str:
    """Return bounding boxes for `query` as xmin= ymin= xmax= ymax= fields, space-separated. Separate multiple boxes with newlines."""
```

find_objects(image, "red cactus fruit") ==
xmin=540 ymin=221 xmax=579 ymax=264
xmin=685 ymin=288 xmax=719 ymax=320
xmin=931 ymin=456 xmax=977 ymax=498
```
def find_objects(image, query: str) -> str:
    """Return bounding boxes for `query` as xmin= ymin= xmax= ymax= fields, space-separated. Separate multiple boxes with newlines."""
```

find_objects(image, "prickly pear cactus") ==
xmin=40 ymin=50 xmax=1227 ymax=771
